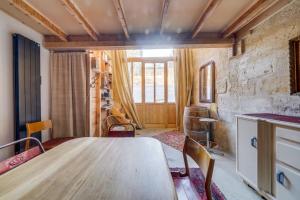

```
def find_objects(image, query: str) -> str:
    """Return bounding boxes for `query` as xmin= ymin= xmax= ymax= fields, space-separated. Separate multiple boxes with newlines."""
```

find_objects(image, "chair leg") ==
xmin=206 ymin=131 xmax=210 ymax=149
xmin=183 ymin=147 xmax=190 ymax=177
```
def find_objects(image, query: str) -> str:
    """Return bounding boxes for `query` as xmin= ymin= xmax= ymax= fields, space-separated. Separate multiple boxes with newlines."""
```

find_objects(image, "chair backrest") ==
xmin=0 ymin=137 xmax=45 ymax=175
xmin=183 ymin=136 xmax=215 ymax=200
xmin=26 ymin=120 xmax=52 ymax=150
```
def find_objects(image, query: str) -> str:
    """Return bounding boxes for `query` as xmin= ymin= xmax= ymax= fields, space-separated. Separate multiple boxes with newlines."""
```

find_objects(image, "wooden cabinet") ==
xmin=237 ymin=118 xmax=258 ymax=186
xmin=237 ymin=114 xmax=300 ymax=200
xmin=275 ymin=126 xmax=300 ymax=200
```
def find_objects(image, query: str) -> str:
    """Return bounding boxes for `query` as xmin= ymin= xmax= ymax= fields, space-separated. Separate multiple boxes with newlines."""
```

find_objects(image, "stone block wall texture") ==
xmin=192 ymin=0 xmax=300 ymax=155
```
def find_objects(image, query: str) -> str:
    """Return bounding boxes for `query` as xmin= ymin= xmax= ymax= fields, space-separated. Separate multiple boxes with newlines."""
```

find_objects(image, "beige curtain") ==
xmin=111 ymin=50 xmax=143 ymax=129
xmin=50 ymin=52 xmax=88 ymax=138
xmin=174 ymin=48 xmax=194 ymax=131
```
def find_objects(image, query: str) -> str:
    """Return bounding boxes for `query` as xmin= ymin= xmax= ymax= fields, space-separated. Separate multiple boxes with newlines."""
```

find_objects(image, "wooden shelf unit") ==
xmin=100 ymin=51 xmax=113 ymax=130
xmin=89 ymin=51 xmax=112 ymax=137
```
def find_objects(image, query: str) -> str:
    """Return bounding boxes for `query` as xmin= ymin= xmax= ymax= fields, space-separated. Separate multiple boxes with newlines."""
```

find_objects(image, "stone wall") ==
xmin=192 ymin=0 xmax=300 ymax=155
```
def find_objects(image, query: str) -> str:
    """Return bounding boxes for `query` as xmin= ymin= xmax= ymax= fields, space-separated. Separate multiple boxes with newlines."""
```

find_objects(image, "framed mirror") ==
xmin=289 ymin=35 xmax=300 ymax=95
xmin=199 ymin=61 xmax=215 ymax=103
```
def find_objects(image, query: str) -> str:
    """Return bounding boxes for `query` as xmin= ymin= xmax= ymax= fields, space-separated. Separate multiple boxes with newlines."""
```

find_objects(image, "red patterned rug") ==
xmin=171 ymin=168 xmax=226 ymax=200
xmin=152 ymin=130 xmax=185 ymax=151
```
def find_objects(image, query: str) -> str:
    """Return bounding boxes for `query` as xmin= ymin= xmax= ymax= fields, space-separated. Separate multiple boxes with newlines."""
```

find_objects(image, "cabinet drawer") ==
xmin=277 ymin=141 xmax=300 ymax=170
xmin=276 ymin=127 xmax=300 ymax=144
xmin=276 ymin=164 xmax=300 ymax=200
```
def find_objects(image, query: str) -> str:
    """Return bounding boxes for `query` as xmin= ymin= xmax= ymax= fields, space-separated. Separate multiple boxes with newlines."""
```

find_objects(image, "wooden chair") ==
xmin=103 ymin=115 xmax=136 ymax=137
xmin=26 ymin=120 xmax=74 ymax=151
xmin=0 ymin=137 xmax=44 ymax=175
xmin=108 ymin=123 xmax=135 ymax=137
xmin=171 ymin=136 xmax=215 ymax=200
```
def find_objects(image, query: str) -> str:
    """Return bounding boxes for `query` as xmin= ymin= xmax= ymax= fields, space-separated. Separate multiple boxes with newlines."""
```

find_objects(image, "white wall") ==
xmin=0 ymin=10 xmax=50 ymax=160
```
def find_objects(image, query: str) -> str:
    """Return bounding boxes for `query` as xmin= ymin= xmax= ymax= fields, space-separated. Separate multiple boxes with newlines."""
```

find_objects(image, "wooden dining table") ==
xmin=0 ymin=137 xmax=177 ymax=200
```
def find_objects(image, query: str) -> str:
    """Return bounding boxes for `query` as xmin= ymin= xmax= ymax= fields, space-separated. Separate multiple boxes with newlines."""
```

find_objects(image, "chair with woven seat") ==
xmin=25 ymin=120 xmax=74 ymax=151
xmin=0 ymin=137 xmax=45 ymax=175
xmin=171 ymin=135 xmax=215 ymax=200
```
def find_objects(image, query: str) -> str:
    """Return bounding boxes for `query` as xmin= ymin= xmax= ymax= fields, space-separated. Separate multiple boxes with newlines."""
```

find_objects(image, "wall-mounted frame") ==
xmin=289 ymin=36 xmax=300 ymax=95
xmin=199 ymin=61 xmax=215 ymax=103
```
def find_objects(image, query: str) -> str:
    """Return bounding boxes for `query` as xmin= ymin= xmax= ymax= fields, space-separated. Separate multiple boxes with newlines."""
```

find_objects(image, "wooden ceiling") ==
xmin=0 ymin=0 xmax=294 ymax=49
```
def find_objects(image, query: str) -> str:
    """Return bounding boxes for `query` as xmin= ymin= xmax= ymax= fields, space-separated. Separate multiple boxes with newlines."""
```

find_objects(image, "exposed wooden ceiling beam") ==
xmin=222 ymin=0 xmax=280 ymax=38
xmin=192 ymin=0 xmax=222 ymax=39
xmin=160 ymin=0 xmax=170 ymax=34
xmin=43 ymin=33 xmax=232 ymax=50
xmin=61 ymin=0 xmax=98 ymax=41
xmin=236 ymin=0 xmax=294 ymax=40
xmin=112 ymin=0 xmax=130 ymax=39
xmin=9 ymin=0 xmax=67 ymax=41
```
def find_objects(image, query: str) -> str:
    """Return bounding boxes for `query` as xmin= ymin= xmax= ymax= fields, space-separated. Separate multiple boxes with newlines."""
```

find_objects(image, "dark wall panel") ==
xmin=13 ymin=34 xmax=41 ymax=153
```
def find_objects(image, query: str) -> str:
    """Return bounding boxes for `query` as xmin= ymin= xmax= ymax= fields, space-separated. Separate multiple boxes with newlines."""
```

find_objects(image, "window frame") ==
xmin=127 ymin=57 xmax=175 ymax=104
xmin=289 ymin=36 xmax=300 ymax=95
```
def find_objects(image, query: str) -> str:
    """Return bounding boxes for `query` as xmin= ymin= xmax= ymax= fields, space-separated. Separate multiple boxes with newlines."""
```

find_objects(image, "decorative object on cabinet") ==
xmin=199 ymin=61 xmax=215 ymax=103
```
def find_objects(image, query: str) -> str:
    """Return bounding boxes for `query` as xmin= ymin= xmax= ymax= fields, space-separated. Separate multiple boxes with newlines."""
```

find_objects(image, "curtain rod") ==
xmin=51 ymin=50 xmax=88 ymax=53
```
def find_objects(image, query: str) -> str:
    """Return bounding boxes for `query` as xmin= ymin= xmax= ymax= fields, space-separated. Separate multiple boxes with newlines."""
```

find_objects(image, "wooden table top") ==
xmin=0 ymin=138 xmax=177 ymax=200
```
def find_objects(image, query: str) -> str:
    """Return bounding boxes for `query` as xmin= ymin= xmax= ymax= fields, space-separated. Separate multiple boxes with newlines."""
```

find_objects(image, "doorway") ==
xmin=127 ymin=55 xmax=176 ymax=128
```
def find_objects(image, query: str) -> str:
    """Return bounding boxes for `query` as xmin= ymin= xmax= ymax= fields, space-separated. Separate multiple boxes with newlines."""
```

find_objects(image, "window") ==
xmin=167 ymin=61 xmax=175 ymax=103
xmin=290 ymin=36 xmax=300 ymax=94
xmin=145 ymin=63 xmax=154 ymax=102
xmin=155 ymin=63 xmax=165 ymax=103
xmin=132 ymin=62 xmax=142 ymax=103
xmin=127 ymin=50 xmax=175 ymax=104
xmin=127 ymin=50 xmax=143 ymax=58
xmin=128 ymin=62 xmax=142 ymax=103
xmin=127 ymin=49 xmax=173 ymax=58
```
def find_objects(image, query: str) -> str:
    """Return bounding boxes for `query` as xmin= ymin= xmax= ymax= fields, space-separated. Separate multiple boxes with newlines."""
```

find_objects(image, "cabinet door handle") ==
xmin=276 ymin=171 xmax=285 ymax=185
xmin=250 ymin=137 xmax=257 ymax=148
